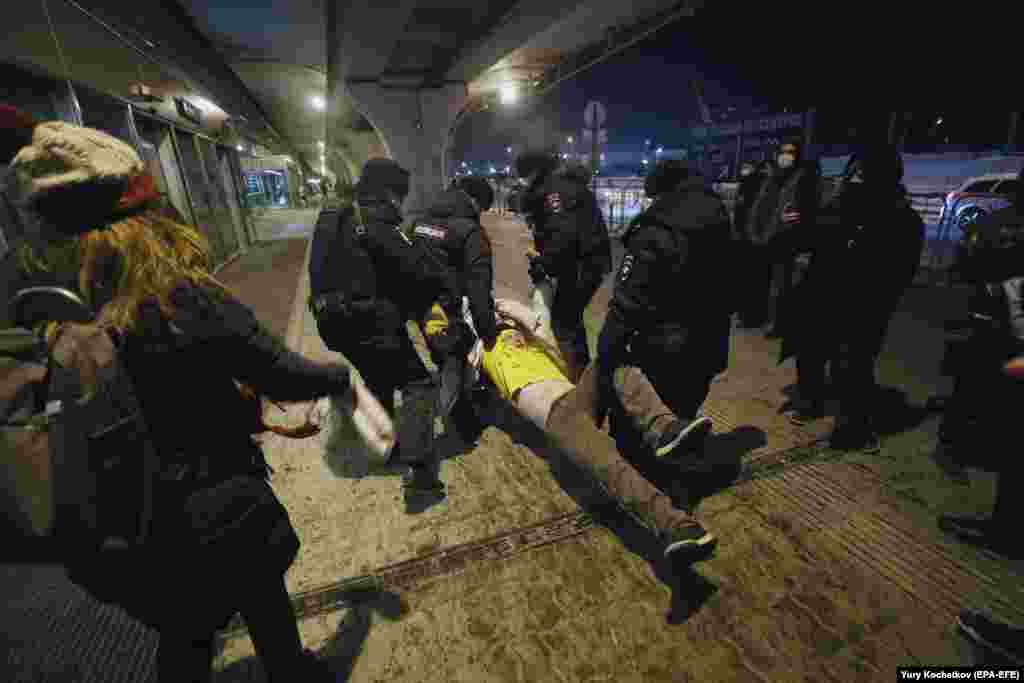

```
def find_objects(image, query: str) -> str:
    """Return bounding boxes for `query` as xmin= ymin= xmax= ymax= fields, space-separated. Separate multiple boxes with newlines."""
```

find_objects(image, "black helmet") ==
xmin=514 ymin=148 xmax=558 ymax=180
xmin=454 ymin=176 xmax=494 ymax=212
xmin=644 ymin=159 xmax=696 ymax=198
xmin=355 ymin=158 xmax=410 ymax=200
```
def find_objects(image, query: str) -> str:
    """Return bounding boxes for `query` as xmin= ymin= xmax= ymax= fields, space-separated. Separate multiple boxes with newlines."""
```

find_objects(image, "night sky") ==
xmin=451 ymin=7 xmax=792 ymax=166
xmin=449 ymin=2 xmax=990 ymax=167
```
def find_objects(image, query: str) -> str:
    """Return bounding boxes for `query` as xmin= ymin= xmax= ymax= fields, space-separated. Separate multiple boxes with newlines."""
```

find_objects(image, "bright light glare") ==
xmin=311 ymin=95 xmax=326 ymax=111
xmin=499 ymin=83 xmax=518 ymax=105
xmin=318 ymin=140 xmax=325 ymax=148
xmin=562 ymin=153 xmax=568 ymax=159
xmin=236 ymin=145 xmax=244 ymax=152
xmin=190 ymin=96 xmax=220 ymax=114
xmin=568 ymin=137 xmax=573 ymax=144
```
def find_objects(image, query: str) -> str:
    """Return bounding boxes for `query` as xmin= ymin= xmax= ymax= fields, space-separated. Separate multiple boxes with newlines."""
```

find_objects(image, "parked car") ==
xmin=937 ymin=172 xmax=1018 ymax=236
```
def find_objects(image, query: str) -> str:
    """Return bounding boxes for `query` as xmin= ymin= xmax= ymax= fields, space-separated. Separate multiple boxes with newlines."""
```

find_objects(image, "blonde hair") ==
xmin=16 ymin=209 xmax=232 ymax=334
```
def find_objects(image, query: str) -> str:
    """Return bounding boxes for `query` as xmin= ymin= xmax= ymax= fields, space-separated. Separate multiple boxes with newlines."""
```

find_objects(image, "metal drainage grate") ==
xmin=218 ymin=511 xmax=594 ymax=639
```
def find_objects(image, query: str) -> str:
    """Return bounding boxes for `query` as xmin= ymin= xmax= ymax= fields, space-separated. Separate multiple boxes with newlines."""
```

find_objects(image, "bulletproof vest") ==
xmin=0 ymin=311 xmax=160 ymax=558
xmin=308 ymin=206 xmax=378 ymax=301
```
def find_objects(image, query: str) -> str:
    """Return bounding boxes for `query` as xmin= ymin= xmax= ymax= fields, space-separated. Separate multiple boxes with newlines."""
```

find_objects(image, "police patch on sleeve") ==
xmin=618 ymin=254 xmax=635 ymax=283
xmin=413 ymin=224 xmax=447 ymax=240
xmin=544 ymin=192 xmax=562 ymax=213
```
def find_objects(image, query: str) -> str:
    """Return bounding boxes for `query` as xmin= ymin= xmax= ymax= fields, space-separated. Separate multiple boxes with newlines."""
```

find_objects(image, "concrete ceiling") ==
xmin=174 ymin=0 xmax=697 ymax=175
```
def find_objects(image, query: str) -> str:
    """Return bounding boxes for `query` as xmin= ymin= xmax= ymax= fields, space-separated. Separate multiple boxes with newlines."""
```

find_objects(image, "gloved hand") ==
xmin=528 ymin=256 xmax=549 ymax=284
xmin=430 ymin=320 xmax=476 ymax=359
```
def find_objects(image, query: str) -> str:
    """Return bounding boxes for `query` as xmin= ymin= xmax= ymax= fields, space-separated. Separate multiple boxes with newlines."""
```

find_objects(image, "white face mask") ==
xmin=777 ymin=153 xmax=796 ymax=169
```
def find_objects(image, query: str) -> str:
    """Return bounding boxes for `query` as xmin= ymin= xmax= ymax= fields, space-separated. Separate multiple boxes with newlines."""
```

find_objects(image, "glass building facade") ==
xmin=0 ymin=59 xmax=254 ymax=271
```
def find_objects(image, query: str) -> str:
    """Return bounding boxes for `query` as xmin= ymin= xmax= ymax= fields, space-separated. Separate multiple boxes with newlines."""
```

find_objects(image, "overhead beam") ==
xmin=331 ymin=0 xmax=421 ymax=83
xmin=535 ymin=1 xmax=699 ymax=97
xmin=444 ymin=0 xmax=592 ymax=84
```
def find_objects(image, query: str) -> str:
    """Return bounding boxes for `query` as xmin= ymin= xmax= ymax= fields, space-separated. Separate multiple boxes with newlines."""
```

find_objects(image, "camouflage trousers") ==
xmin=544 ymin=364 xmax=697 ymax=538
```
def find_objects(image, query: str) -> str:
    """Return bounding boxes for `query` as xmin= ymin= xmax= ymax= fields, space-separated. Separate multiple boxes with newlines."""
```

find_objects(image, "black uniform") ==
xmin=597 ymin=175 xmax=734 ymax=439
xmin=785 ymin=148 xmax=923 ymax=443
xmin=309 ymin=195 xmax=460 ymax=467
xmin=934 ymin=195 xmax=1024 ymax=554
xmin=523 ymin=164 xmax=612 ymax=373
xmin=411 ymin=187 xmax=497 ymax=346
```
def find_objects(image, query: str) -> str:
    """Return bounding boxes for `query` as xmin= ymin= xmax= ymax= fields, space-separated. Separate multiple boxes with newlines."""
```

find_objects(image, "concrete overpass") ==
xmin=172 ymin=0 xmax=703 ymax=216
xmin=3 ymin=0 xmax=700 ymax=213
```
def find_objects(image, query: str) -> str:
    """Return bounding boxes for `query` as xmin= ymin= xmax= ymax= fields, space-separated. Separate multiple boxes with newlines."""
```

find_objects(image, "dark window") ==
xmin=965 ymin=180 xmax=998 ymax=194
xmin=75 ymin=88 xmax=133 ymax=142
xmin=0 ymin=61 xmax=75 ymax=125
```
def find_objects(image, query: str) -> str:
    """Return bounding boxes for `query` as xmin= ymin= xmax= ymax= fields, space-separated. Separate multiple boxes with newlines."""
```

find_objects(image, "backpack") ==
xmin=0 ymin=287 xmax=160 ymax=559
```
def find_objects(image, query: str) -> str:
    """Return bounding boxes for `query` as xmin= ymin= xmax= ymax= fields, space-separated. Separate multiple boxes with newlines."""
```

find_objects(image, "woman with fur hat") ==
xmin=8 ymin=121 xmax=344 ymax=681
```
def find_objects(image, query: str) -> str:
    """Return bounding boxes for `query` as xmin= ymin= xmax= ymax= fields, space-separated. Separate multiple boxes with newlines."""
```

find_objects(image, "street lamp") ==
xmin=500 ymin=83 xmax=518 ymax=105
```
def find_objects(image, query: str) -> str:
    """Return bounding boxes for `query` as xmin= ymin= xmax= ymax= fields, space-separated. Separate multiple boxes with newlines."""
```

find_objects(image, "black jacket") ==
xmin=745 ymin=161 xmax=821 ymax=248
xmin=780 ymin=183 xmax=924 ymax=360
xmin=413 ymin=188 xmax=497 ymax=343
xmin=524 ymin=165 xmax=612 ymax=290
xmin=732 ymin=174 xmax=764 ymax=242
xmin=598 ymin=176 xmax=734 ymax=374
xmin=122 ymin=283 xmax=352 ymax=467
xmin=309 ymin=200 xmax=460 ymax=322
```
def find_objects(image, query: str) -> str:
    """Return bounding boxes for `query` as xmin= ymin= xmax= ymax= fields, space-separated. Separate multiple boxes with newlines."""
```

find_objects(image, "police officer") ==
xmin=413 ymin=176 xmax=498 ymax=350
xmin=410 ymin=175 xmax=498 ymax=438
xmin=309 ymin=158 xmax=462 ymax=501
xmin=785 ymin=145 xmax=924 ymax=451
xmin=515 ymin=149 xmax=612 ymax=381
xmin=597 ymin=160 xmax=735 ymax=459
xmin=935 ymin=167 xmax=1024 ymax=559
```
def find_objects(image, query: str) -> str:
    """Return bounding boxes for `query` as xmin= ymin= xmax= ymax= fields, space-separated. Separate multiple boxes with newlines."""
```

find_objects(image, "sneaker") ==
xmin=401 ymin=466 xmax=445 ymax=496
xmin=957 ymin=610 xmax=1024 ymax=666
xmin=663 ymin=522 xmax=717 ymax=565
xmin=939 ymin=515 xmax=1020 ymax=558
xmin=655 ymin=416 xmax=713 ymax=459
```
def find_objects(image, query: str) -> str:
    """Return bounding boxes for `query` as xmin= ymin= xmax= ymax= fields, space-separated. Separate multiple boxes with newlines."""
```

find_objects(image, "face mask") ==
xmin=777 ymin=153 xmax=796 ymax=169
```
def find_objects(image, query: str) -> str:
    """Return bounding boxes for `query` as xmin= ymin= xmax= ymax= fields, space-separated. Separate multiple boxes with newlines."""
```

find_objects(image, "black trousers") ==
xmin=156 ymin=571 xmax=302 ymax=683
xmin=738 ymin=243 xmax=773 ymax=326
xmin=608 ymin=344 xmax=716 ymax=453
xmin=796 ymin=308 xmax=896 ymax=424
xmin=551 ymin=276 xmax=597 ymax=378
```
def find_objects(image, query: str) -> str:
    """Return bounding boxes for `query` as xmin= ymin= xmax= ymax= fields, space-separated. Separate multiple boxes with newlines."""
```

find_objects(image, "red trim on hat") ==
xmin=117 ymin=173 xmax=160 ymax=211
xmin=0 ymin=104 xmax=39 ymax=132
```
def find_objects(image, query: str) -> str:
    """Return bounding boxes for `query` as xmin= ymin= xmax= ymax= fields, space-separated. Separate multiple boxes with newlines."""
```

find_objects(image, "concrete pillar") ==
xmin=347 ymin=82 xmax=468 ymax=221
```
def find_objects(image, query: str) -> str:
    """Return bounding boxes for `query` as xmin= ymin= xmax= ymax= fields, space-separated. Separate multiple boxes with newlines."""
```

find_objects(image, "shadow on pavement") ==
xmin=485 ymin=400 xmax=720 ymax=618
xmin=214 ymin=589 xmax=406 ymax=683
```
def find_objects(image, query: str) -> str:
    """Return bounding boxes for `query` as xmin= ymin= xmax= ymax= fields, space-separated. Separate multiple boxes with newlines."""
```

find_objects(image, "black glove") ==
xmin=430 ymin=320 xmax=476 ymax=359
xmin=528 ymin=256 xmax=549 ymax=284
